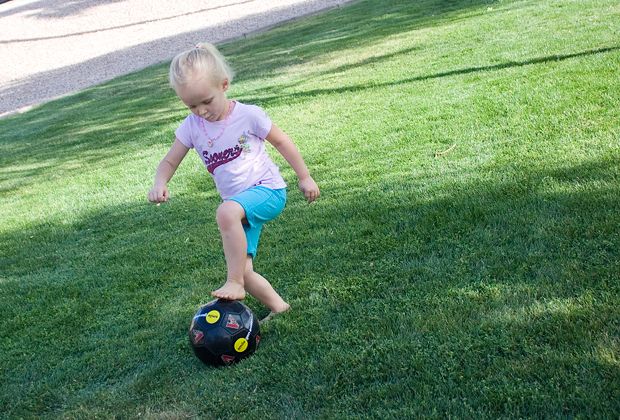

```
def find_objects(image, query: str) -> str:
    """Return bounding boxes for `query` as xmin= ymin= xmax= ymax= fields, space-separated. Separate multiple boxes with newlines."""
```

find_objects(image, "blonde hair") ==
xmin=169 ymin=42 xmax=234 ymax=89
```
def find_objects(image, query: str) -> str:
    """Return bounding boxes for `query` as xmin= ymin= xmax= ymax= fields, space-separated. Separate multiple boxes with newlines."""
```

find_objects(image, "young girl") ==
xmin=148 ymin=43 xmax=319 ymax=319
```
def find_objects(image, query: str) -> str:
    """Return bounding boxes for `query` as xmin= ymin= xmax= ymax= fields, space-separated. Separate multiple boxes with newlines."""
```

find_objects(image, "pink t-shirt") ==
xmin=175 ymin=102 xmax=287 ymax=199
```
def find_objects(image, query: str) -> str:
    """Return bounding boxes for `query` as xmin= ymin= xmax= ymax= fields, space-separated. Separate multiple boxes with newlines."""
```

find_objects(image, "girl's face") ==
xmin=176 ymin=75 xmax=230 ymax=122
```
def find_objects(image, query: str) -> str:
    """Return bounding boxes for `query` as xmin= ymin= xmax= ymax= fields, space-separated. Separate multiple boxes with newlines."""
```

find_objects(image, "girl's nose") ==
xmin=196 ymin=104 xmax=207 ymax=116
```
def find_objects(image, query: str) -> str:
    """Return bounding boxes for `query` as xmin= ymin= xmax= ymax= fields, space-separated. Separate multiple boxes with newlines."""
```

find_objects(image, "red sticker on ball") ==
xmin=191 ymin=329 xmax=204 ymax=345
xmin=221 ymin=354 xmax=235 ymax=364
xmin=225 ymin=315 xmax=240 ymax=330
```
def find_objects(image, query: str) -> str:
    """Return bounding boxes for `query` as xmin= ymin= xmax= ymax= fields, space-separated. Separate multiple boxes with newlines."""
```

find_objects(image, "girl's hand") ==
xmin=299 ymin=177 xmax=320 ymax=203
xmin=148 ymin=184 xmax=169 ymax=203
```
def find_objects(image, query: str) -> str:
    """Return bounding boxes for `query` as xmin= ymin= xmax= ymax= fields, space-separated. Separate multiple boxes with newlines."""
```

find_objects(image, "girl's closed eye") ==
xmin=189 ymin=99 xmax=212 ymax=109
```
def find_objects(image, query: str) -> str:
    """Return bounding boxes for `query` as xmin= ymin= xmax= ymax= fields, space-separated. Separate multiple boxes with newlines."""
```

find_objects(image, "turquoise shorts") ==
xmin=227 ymin=186 xmax=287 ymax=258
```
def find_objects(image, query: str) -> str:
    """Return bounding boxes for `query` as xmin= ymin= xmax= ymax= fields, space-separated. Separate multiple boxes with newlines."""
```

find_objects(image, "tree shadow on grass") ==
xmin=225 ymin=0 xmax=501 ymax=82
xmin=265 ymin=154 xmax=619 ymax=416
xmin=240 ymin=45 xmax=620 ymax=107
xmin=0 ymin=65 xmax=181 ymax=194
xmin=0 ymin=0 xmax=618 ymax=414
xmin=0 ymin=0 xmax=500 ymax=178
xmin=0 ymin=0 xmax=496 ymax=115
xmin=3 ymin=41 xmax=616 ymax=197
xmin=1 ymin=152 xmax=618 ymax=416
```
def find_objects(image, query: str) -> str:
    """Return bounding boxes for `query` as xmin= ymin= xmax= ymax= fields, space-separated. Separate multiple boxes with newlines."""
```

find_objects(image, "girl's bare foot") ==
xmin=260 ymin=303 xmax=290 ymax=325
xmin=211 ymin=281 xmax=246 ymax=300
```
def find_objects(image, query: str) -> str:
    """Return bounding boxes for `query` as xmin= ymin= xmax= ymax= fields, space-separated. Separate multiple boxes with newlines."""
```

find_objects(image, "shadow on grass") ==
xmin=3 ymin=42 xmax=616 ymax=196
xmin=240 ymin=45 xmax=620 ymax=107
xmin=225 ymin=0 xmax=501 ymax=82
xmin=0 ymin=65 xmax=180 ymax=194
xmin=1 ymin=0 xmax=618 ymax=415
xmin=1 ymin=153 xmax=618 ymax=416
xmin=0 ymin=0 xmax=502 ymax=162
xmin=0 ymin=0 xmax=495 ymax=115
xmin=0 ymin=0 xmax=501 ymax=190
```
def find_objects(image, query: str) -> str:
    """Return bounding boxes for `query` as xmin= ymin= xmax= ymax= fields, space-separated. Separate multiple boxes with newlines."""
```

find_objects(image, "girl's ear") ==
xmin=222 ymin=79 xmax=230 ymax=92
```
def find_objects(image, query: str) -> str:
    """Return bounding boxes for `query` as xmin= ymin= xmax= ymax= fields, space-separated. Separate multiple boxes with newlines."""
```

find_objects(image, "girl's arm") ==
xmin=148 ymin=138 xmax=190 ymax=203
xmin=266 ymin=124 xmax=320 ymax=203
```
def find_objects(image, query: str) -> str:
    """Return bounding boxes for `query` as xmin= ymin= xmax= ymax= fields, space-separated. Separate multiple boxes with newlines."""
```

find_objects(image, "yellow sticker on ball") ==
xmin=206 ymin=310 xmax=220 ymax=324
xmin=234 ymin=338 xmax=249 ymax=353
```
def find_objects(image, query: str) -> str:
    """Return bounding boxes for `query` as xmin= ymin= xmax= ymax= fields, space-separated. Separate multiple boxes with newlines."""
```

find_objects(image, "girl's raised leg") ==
xmin=211 ymin=201 xmax=247 ymax=300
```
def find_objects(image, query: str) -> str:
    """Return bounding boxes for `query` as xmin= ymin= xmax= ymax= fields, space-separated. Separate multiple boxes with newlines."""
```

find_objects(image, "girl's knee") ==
xmin=216 ymin=201 xmax=245 ymax=228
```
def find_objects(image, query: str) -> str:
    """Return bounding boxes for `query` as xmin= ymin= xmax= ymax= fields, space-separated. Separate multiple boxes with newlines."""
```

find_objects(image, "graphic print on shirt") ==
xmin=202 ymin=145 xmax=243 ymax=174
xmin=238 ymin=131 xmax=252 ymax=155
xmin=201 ymin=131 xmax=254 ymax=174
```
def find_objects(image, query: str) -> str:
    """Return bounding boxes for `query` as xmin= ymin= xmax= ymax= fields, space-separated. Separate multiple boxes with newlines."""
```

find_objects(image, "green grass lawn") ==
xmin=1 ymin=0 xmax=619 ymax=417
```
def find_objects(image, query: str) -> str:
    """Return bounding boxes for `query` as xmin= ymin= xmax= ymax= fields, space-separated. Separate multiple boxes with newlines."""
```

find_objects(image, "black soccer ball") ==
xmin=189 ymin=299 xmax=261 ymax=366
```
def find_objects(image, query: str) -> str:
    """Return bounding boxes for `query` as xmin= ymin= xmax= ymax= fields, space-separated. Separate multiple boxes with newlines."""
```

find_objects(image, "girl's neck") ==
xmin=218 ymin=99 xmax=234 ymax=122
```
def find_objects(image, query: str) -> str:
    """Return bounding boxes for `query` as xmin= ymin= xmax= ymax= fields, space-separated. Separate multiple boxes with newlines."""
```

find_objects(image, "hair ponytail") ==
xmin=169 ymin=42 xmax=234 ymax=89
